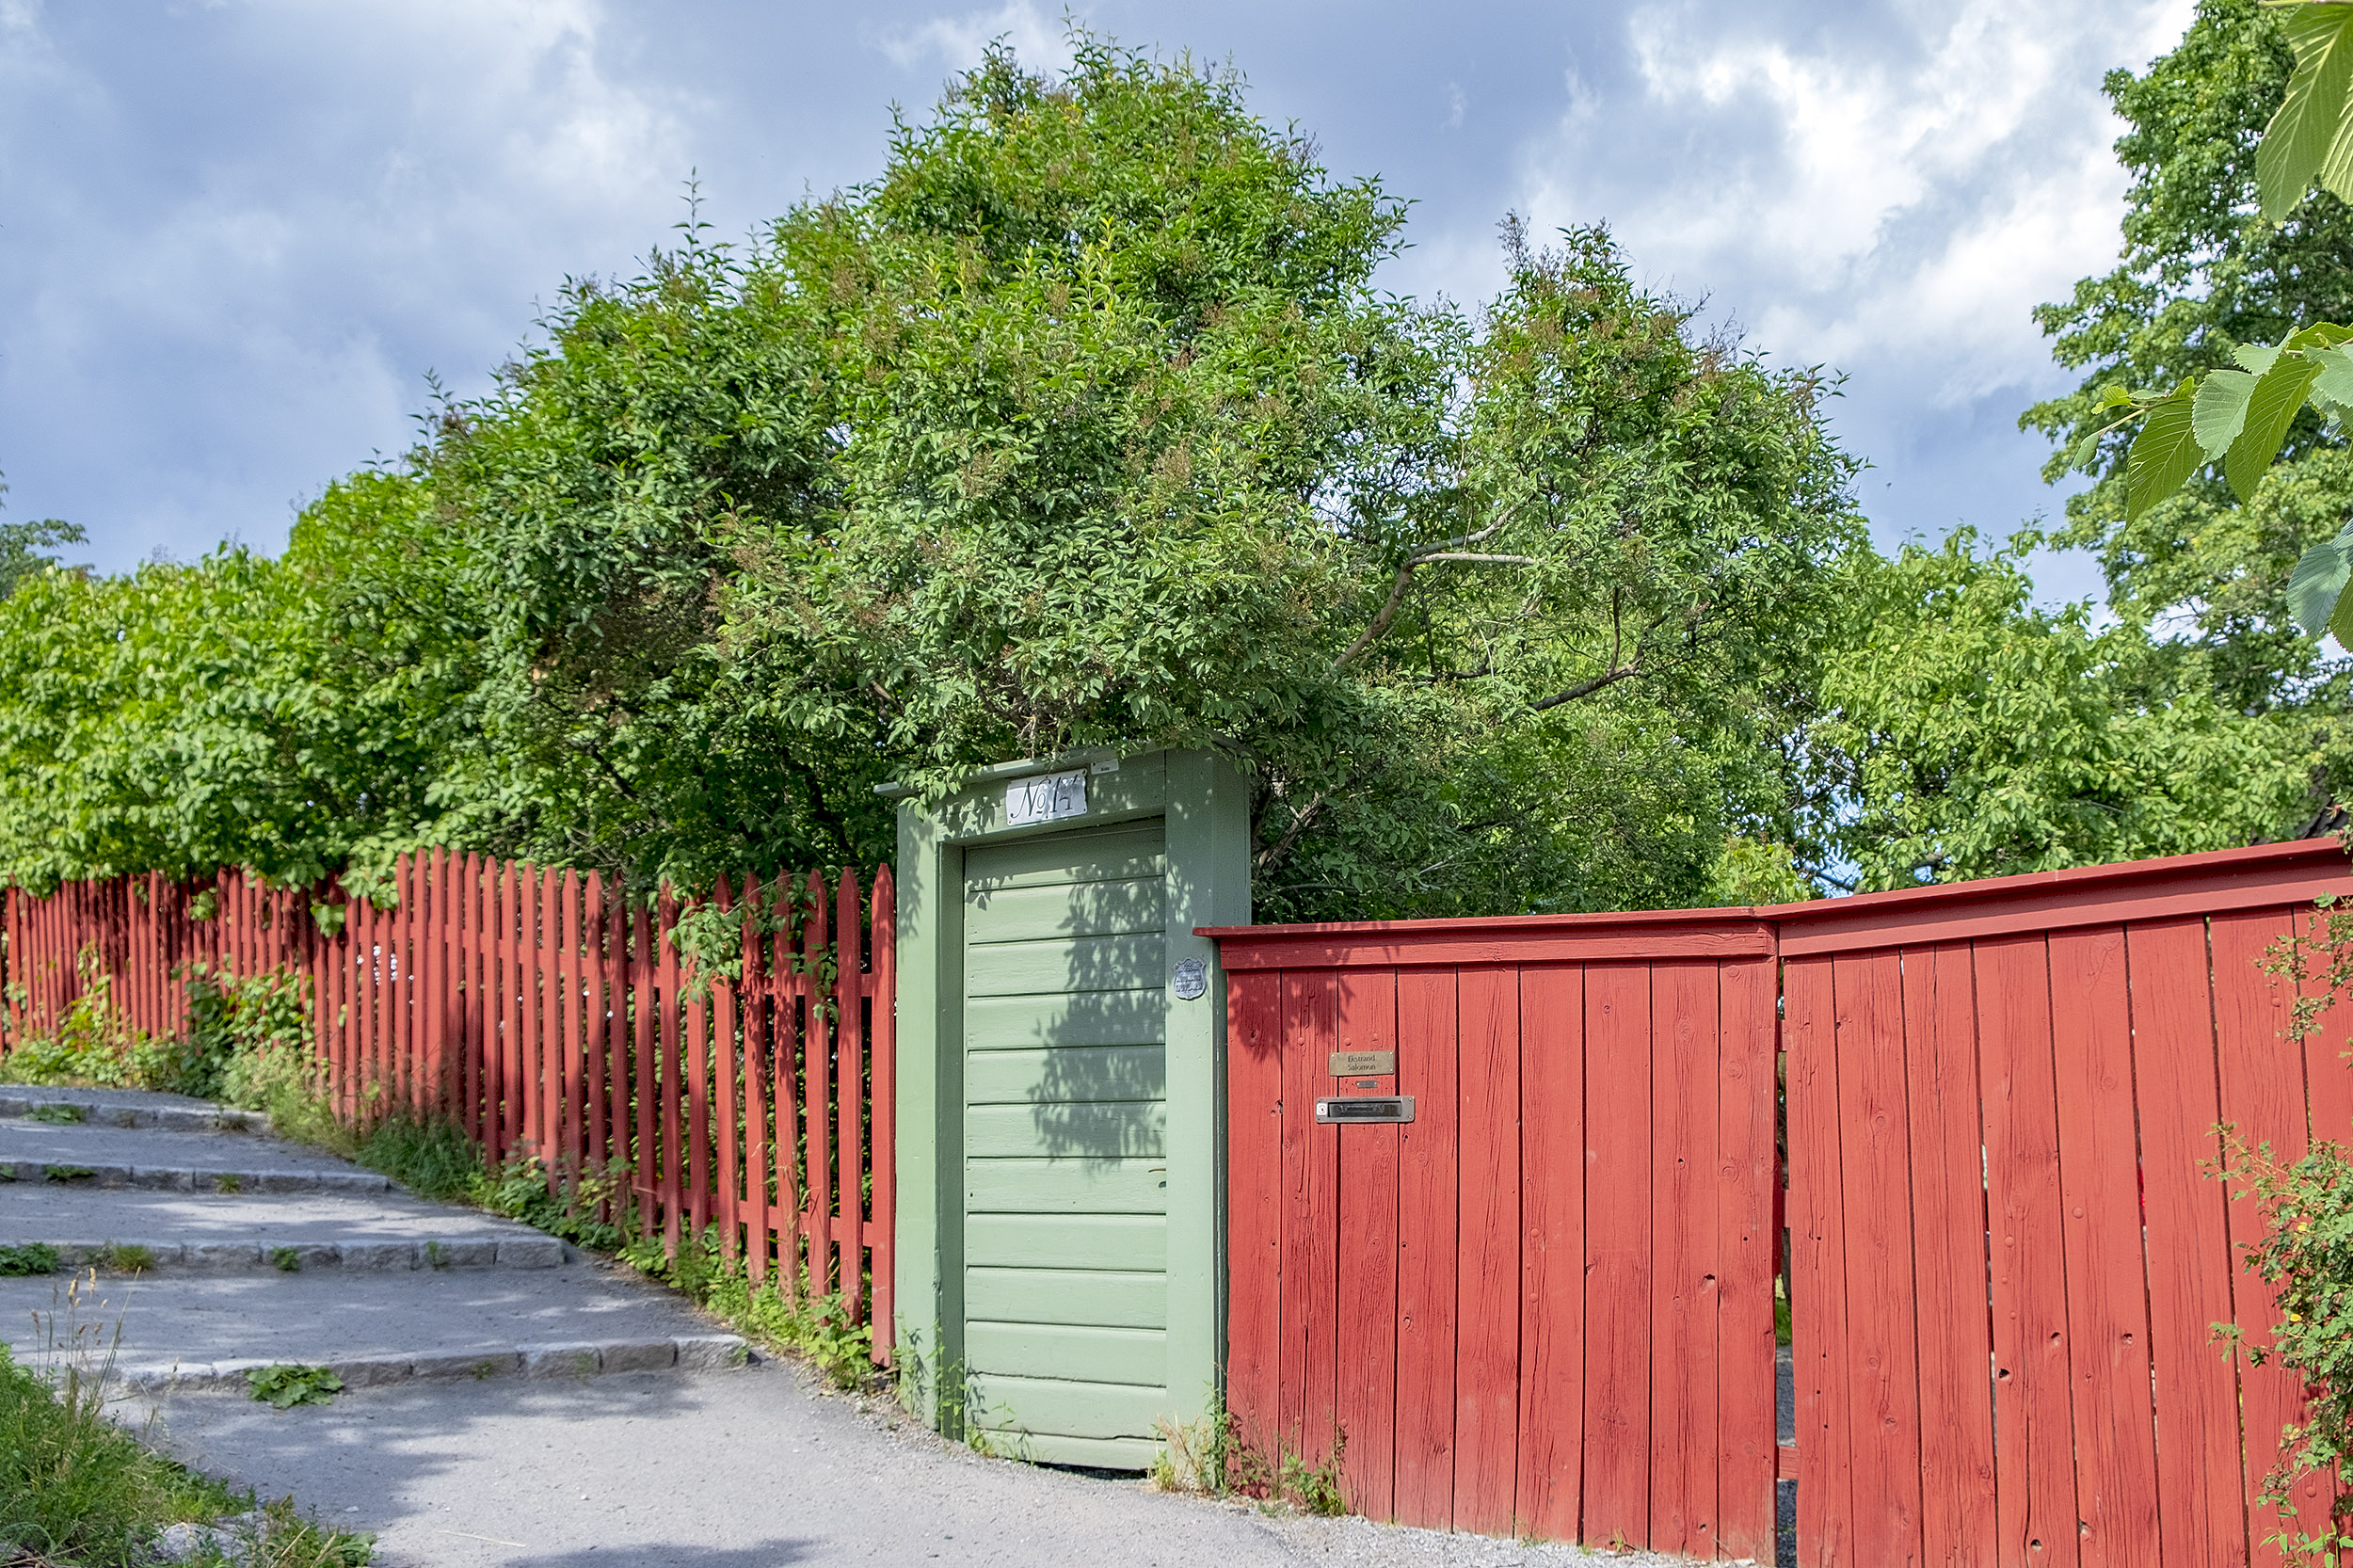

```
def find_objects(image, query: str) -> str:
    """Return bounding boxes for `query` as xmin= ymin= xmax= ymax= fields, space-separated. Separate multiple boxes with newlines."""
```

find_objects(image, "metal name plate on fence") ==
xmin=1329 ymin=1050 xmax=1395 ymax=1077
xmin=1315 ymin=1096 xmax=1415 ymax=1125
xmin=1004 ymin=769 xmax=1088 ymax=826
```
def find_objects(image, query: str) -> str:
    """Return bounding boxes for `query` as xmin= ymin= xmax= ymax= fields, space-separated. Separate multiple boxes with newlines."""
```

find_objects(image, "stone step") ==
xmin=0 ymin=1089 xmax=268 ymax=1134
xmin=120 ymin=1333 xmax=752 ymax=1394
xmin=3 ymin=1161 xmax=390 ymax=1192
xmin=27 ymin=1234 xmax=567 ymax=1272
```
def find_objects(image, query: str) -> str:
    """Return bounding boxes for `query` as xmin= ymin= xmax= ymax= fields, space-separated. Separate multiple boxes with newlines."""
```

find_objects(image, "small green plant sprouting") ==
xmin=424 ymin=1241 xmax=446 ymax=1270
xmin=244 ymin=1365 xmax=343 ymax=1409
xmin=1151 ymin=1394 xmax=1348 ymax=1516
xmin=91 ymin=1243 xmax=155 ymax=1273
xmin=628 ymin=1233 xmax=877 ymax=1392
xmin=42 ymin=1165 xmax=96 ymax=1183
xmin=213 ymin=1173 xmax=244 ymax=1193
xmin=269 ymin=1246 xmax=301 ymax=1273
xmin=0 ymin=1243 xmax=60 ymax=1276
xmin=27 ymin=1103 xmax=87 ymax=1125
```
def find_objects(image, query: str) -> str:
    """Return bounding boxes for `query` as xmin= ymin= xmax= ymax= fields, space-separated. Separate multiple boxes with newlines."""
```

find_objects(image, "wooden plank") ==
xmin=687 ymin=881 xmax=712 ymax=1242
xmin=1276 ymin=970 xmax=1334 ymax=1460
xmin=964 ymin=1322 xmax=1168 ymax=1384
xmin=1785 ymin=954 xmax=1851 ymax=1568
xmin=609 ymin=883 xmax=632 ymax=1237
xmin=964 ymin=1102 xmax=1165 ymax=1159
xmin=2130 ymin=916 xmax=2251 ymax=1568
xmin=585 ymin=872 xmax=609 ymax=1203
xmin=561 ymin=868 xmax=583 ymax=1191
xmin=961 ymin=1374 xmax=1169 ymax=1442
xmin=961 ymin=825 xmax=1165 ymax=890
xmin=633 ymin=901 xmax=656 ymax=1241
xmin=963 ymin=934 xmax=1166 ymax=998
xmin=870 ymin=865 xmax=898 ymax=1359
xmin=966 ymin=1046 xmax=1166 ymax=1104
xmin=739 ymin=874 xmax=770 ymax=1283
xmin=1514 ymin=964 xmax=1583 ymax=1544
xmin=964 ymin=879 xmax=1166 ymax=941
xmin=1584 ymin=960 xmax=1652 ymax=1551
xmin=1976 ymin=933 xmax=2081 ymax=1568
xmin=1652 ymin=960 xmax=1722 ymax=1558
xmin=804 ymin=872 xmax=832 ymax=1292
xmin=963 ymin=1158 xmax=1167 ymax=1213
xmin=1212 ymin=928 xmax=1775 ymax=971
xmin=658 ymin=887 xmax=682 ymax=1254
xmin=1336 ymin=967 xmax=1401 ymax=1522
xmin=1829 ymin=952 xmax=1921 ymax=1568
xmin=1394 ymin=967 xmax=1459 ymax=1529
xmin=771 ymin=898 xmax=801 ymax=1278
xmin=712 ymin=875 xmax=739 ymax=1260
xmin=1225 ymin=968 xmax=1285 ymax=1459
xmin=2049 ymin=925 xmax=2163 ymax=1568
xmin=539 ymin=866 xmax=562 ymax=1179
xmin=2213 ymin=906 xmax=2316 ymax=1566
xmin=965 ymin=1267 xmax=1170 ymax=1328
xmin=968 ymin=1214 xmax=1167 ymax=1271
xmin=1715 ymin=953 xmax=1779 ymax=1562
xmin=498 ymin=862 xmax=520 ymax=1162
xmin=836 ymin=868 xmax=865 ymax=1320
xmin=1901 ymin=941 xmax=1997 ymax=1568
xmin=1453 ymin=965 xmax=1520 ymax=1537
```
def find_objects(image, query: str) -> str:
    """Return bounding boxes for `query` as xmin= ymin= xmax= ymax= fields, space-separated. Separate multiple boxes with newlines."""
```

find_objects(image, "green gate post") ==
xmin=891 ymin=749 xmax=1250 ymax=1463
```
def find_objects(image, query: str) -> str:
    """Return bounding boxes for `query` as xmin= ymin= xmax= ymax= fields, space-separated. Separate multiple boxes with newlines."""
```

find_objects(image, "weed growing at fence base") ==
xmin=1150 ymin=1393 xmax=1348 ymax=1516
xmin=628 ymin=1233 xmax=877 ymax=1392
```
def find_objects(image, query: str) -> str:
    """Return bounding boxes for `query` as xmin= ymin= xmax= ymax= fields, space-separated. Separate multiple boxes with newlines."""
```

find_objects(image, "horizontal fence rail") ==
xmin=0 ymin=853 xmax=896 ymax=1359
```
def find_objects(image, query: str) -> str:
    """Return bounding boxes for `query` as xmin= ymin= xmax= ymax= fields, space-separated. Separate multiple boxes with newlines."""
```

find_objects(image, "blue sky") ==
xmin=1 ymin=0 xmax=2196 ymax=597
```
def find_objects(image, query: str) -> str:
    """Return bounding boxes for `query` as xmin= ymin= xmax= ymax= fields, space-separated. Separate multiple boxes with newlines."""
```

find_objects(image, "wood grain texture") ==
xmin=1394 ymin=967 xmax=1460 ymax=1529
xmin=2048 ymin=925 xmax=2161 ymax=1568
xmin=1277 ymin=970 xmax=1323 ymax=1456
xmin=1225 ymin=970 xmax=1286 ymax=1458
xmin=1453 ymin=966 xmax=1521 ymax=1537
xmin=1976 ymin=933 xmax=2081 ymax=1568
xmin=1650 ymin=959 xmax=1720 ymax=1559
xmin=1900 ymin=942 xmax=1997 ymax=1568
xmin=1784 ymin=955 xmax=1850 ymax=1568
xmin=1715 ymin=954 xmax=1779 ymax=1562
xmin=1514 ymin=965 xmax=1584 ymax=1544
xmin=1830 ymin=951 xmax=1922 ymax=1568
xmin=1336 ymin=968 xmax=1401 ymax=1521
xmin=2130 ymin=917 xmax=2251 ymax=1568
xmin=1583 ymin=961 xmax=1652 ymax=1551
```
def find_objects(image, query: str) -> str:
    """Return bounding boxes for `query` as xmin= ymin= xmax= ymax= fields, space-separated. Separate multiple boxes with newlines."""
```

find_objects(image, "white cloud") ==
xmin=1513 ymin=0 xmax=2197 ymax=569
xmin=877 ymin=1 xmax=1075 ymax=76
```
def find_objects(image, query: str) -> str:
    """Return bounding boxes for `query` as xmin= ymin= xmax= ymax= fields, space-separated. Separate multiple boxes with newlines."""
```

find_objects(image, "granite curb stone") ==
xmin=31 ymin=1237 xmax=568 ymax=1272
xmin=116 ymin=1335 xmax=749 ymax=1393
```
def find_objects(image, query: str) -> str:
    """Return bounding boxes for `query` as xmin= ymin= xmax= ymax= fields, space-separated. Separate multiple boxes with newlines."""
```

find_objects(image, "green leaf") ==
xmin=2096 ymin=383 xmax=2135 ymax=408
xmin=2067 ymin=431 xmax=2103 ymax=472
xmin=2126 ymin=381 xmax=2202 ymax=520
xmin=2235 ymin=344 xmax=2285 ymax=375
xmin=2257 ymin=3 xmax=2353 ymax=222
xmin=2194 ymin=367 xmax=2259 ymax=456
xmin=2225 ymin=355 xmax=2326 ymax=502
xmin=2311 ymin=345 xmax=2353 ymax=413
xmin=2285 ymin=519 xmax=2353 ymax=638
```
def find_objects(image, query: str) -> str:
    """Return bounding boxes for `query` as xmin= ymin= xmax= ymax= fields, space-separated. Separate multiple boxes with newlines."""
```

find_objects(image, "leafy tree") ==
xmin=364 ymin=40 xmax=1866 ymax=918
xmin=2028 ymin=0 xmax=2353 ymax=664
xmin=0 ymin=479 xmax=86 ymax=600
xmin=1793 ymin=530 xmax=2320 ymax=890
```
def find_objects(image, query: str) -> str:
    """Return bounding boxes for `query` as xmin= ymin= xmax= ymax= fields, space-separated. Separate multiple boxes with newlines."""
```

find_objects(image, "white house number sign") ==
xmin=1004 ymin=769 xmax=1088 ymax=826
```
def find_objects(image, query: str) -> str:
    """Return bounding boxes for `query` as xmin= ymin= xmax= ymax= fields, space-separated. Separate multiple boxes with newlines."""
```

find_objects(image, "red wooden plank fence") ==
xmin=1209 ymin=838 xmax=2353 ymax=1566
xmin=0 ymin=852 xmax=896 ymax=1358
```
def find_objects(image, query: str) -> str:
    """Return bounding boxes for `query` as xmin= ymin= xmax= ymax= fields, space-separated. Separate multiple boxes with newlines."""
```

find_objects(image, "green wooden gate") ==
xmin=894 ymin=750 xmax=1250 ymax=1467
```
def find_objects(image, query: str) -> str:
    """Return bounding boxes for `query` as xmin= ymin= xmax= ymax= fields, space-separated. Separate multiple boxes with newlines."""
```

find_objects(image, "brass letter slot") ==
xmin=1315 ymin=1096 xmax=1415 ymax=1125
xmin=1328 ymin=1050 xmax=1396 ymax=1077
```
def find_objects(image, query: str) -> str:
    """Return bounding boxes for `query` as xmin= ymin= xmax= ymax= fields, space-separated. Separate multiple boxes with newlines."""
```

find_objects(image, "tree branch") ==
xmin=1331 ymin=551 xmax=1536 ymax=673
xmin=1256 ymin=787 xmax=1335 ymax=872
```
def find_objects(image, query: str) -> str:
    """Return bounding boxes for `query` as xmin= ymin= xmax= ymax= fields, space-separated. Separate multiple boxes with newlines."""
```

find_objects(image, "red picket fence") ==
xmin=1 ymin=852 xmax=897 ymax=1357
xmin=1208 ymin=839 xmax=2353 ymax=1567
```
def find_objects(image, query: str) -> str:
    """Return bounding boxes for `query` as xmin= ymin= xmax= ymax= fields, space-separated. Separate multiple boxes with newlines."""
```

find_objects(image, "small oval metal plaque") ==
xmin=1315 ymin=1096 xmax=1415 ymax=1125
xmin=1172 ymin=956 xmax=1208 ymax=1000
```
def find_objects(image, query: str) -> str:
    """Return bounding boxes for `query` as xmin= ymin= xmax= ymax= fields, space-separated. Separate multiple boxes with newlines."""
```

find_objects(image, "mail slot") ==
xmin=1314 ymin=1096 xmax=1415 ymax=1125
